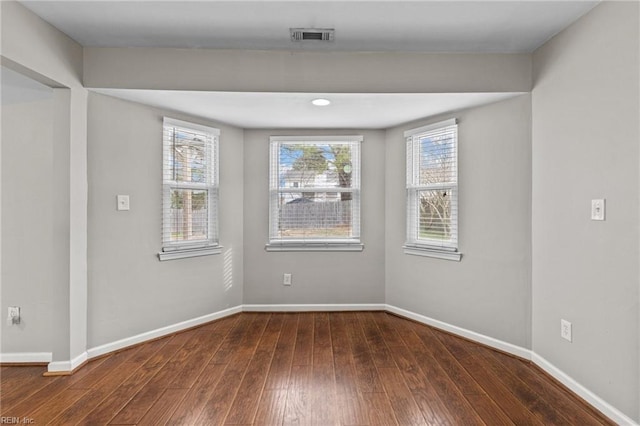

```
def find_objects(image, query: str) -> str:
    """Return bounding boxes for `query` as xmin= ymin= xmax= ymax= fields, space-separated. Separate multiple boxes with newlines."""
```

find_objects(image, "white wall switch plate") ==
xmin=591 ymin=199 xmax=605 ymax=221
xmin=561 ymin=319 xmax=572 ymax=342
xmin=117 ymin=195 xmax=130 ymax=211
xmin=7 ymin=306 xmax=20 ymax=325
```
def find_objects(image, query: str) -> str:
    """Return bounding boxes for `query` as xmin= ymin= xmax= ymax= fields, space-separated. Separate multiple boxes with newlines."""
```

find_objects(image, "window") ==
xmin=267 ymin=135 xmax=363 ymax=251
xmin=404 ymin=118 xmax=461 ymax=261
xmin=159 ymin=118 xmax=220 ymax=261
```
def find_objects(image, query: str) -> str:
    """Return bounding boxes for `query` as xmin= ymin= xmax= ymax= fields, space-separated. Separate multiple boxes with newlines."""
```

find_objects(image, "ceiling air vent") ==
xmin=290 ymin=28 xmax=335 ymax=42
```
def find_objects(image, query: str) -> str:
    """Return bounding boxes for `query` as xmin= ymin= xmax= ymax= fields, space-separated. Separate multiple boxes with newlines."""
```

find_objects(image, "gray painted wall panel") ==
xmin=87 ymin=93 xmax=243 ymax=348
xmin=242 ymin=129 xmax=385 ymax=305
xmin=1 ymin=0 xmax=89 ymax=365
xmin=531 ymin=2 xmax=640 ymax=420
xmin=83 ymin=48 xmax=532 ymax=93
xmin=385 ymin=95 xmax=532 ymax=349
xmin=1 ymin=81 xmax=54 ymax=354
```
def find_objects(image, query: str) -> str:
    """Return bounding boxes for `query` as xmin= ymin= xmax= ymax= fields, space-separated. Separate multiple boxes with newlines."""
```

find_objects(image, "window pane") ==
xmin=405 ymin=120 xmax=458 ymax=250
xmin=168 ymin=129 xmax=208 ymax=184
xmin=418 ymin=189 xmax=453 ymax=242
xmin=418 ymin=131 xmax=456 ymax=186
xmin=269 ymin=137 xmax=361 ymax=245
xmin=169 ymin=188 xmax=208 ymax=242
xmin=162 ymin=118 xmax=219 ymax=253
xmin=276 ymin=192 xmax=353 ymax=239
xmin=279 ymin=143 xmax=355 ymax=189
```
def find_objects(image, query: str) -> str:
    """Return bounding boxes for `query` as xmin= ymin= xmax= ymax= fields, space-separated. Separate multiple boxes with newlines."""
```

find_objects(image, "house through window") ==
xmin=267 ymin=135 xmax=363 ymax=251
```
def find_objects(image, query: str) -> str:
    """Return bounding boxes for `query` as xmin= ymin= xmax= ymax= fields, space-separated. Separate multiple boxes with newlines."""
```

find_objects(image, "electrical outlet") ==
xmin=283 ymin=273 xmax=292 ymax=286
xmin=561 ymin=319 xmax=572 ymax=342
xmin=7 ymin=306 xmax=20 ymax=325
xmin=117 ymin=195 xmax=130 ymax=211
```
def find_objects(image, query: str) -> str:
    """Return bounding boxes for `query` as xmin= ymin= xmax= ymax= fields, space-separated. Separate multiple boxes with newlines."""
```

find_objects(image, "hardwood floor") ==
xmin=0 ymin=312 xmax=613 ymax=425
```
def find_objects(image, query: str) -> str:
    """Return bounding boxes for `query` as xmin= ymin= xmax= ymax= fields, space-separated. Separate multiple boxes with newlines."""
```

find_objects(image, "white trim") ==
xmin=17 ymin=303 xmax=632 ymax=425
xmin=404 ymin=118 xmax=458 ymax=138
xmin=47 ymin=351 xmax=88 ymax=373
xmin=0 ymin=352 xmax=52 ymax=363
xmin=403 ymin=245 xmax=462 ymax=261
xmin=531 ymin=353 xmax=638 ymax=426
xmin=86 ymin=305 xmax=242 ymax=359
xmin=265 ymin=243 xmax=364 ymax=252
xmin=269 ymin=135 xmax=363 ymax=143
xmin=158 ymin=245 xmax=222 ymax=261
xmin=277 ymin=187 xmax=355 ymax=194
xmin=268 ymin=137 xmax=362 ymax=246
xmin=385 ymin=305 xmax=532 ymax=360
xmin=405 ymin=120 xmax=459 ymax=252
xmin=243 ymin=304 xmax=386 ymax=312
xmin=163 ymin=117 xmax=220 ymax=136
xmin=385 ymin=304 xmax=635 ymax=425
xmin=162 ymin=119 xmax=220 ymax=254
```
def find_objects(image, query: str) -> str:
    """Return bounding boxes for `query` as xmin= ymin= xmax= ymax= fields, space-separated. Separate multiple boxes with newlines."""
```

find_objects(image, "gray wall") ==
xmin=1 ymin=0 xmax=88 ymax=364
xmin=243 ymin=129 xmax=386 ymax=305
xmin=385 ymin=95 xmax=532 ymax=348
xmin=84 ymin=48 xmax=532 ymax=93
xmin=531 ymin=2 xmax=640 ymax=421
xmin=1 ymin=70 xmax=54 ymax=355
xmin=87 ymin=93 xmax=244 ymax=348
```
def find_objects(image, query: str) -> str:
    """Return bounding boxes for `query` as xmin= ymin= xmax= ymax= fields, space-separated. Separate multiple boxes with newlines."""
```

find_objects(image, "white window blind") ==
xmin=268 ymin=136 xmax=362 ymax=251
xmin=405 ymin=119 xmax=459 ymax=256
xmin=160 ymin=118 xmax=220 ymax=260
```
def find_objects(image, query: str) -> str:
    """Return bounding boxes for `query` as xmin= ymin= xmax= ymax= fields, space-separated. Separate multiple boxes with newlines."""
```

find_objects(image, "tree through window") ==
xmin=405 ymin=119 xmax=459 ymax=255
xmin=268 ymin=136 xmax=362 ymax=250
xmin=159 ymin=118 xmax=220 ymax=260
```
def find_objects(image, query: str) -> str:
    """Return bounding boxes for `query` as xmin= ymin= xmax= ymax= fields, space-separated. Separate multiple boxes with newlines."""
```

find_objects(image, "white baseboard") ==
xmin=47 ymin=304 xmax=372 ymax=372
xmin=17 ymin=303 xmax=634 ymax=425
xmin=385 ymin=304 xmax=532 ymax=360
xmin=86 ymin=305 xmax=243 ymax=360
xmin=0 ymin=352 xmax=52 ymax=363
xmin=47 ymin=351 xmax=88 ymax=373
xmin=243 ymin=303 xmax=386 ymax=312
xmin=386 ymin=304 xmax=637 ymax=426
xmin=531 ymin=353 xmax=638 ymax=426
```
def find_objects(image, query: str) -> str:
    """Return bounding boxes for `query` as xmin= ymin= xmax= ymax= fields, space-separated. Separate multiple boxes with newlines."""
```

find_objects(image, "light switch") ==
xmin=117 ymin=195 xmax=130 ymax=211
xmin=591 ymin=199 xmax=605 ymax=221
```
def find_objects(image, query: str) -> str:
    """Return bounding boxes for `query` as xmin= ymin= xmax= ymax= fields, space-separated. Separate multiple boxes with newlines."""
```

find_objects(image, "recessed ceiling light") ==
xmin=311 ymin=98 xmax=331 ymax=106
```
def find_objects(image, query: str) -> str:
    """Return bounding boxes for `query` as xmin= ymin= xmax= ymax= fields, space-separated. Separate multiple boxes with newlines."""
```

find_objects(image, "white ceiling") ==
xmin=91 ymin=89 xmax=521 ymax=129
xmin=17 ymin=1 xmax=598 ymax=128
xmin=21 ymin=1 xmax=598 ymax=53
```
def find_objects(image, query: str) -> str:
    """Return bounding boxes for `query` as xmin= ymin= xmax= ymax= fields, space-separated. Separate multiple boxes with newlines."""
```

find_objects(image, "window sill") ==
xmin=403 ymin=245 xmax=462 ymax=261
xmin=158 ymin=245 xmax=222 ymax=261
xmin=265 ymin=242 xmax=364 ymax=252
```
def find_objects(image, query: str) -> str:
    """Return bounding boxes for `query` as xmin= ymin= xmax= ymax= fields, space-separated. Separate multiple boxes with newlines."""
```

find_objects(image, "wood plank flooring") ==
xmin=0 ymin=312 xmax=614 ymax=425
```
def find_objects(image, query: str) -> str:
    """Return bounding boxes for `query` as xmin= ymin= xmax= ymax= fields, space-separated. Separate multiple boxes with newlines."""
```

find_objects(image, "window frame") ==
xmin=404 ymin=118 xmax=462 ymax=261
xmin=266 ymin=135 xmax=364 ymax=252
xmin=158 ymin=117 xmax=221 ymax=261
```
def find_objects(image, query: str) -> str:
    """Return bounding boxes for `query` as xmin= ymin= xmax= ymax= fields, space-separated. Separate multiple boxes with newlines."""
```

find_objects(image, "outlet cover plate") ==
xmin=561 ymin=319 xmax=572 ymax=342
xmin=117 ymin=195 xmax=130 ymax=211
xmin=283 ymin=273 xmax=292 ymax=286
